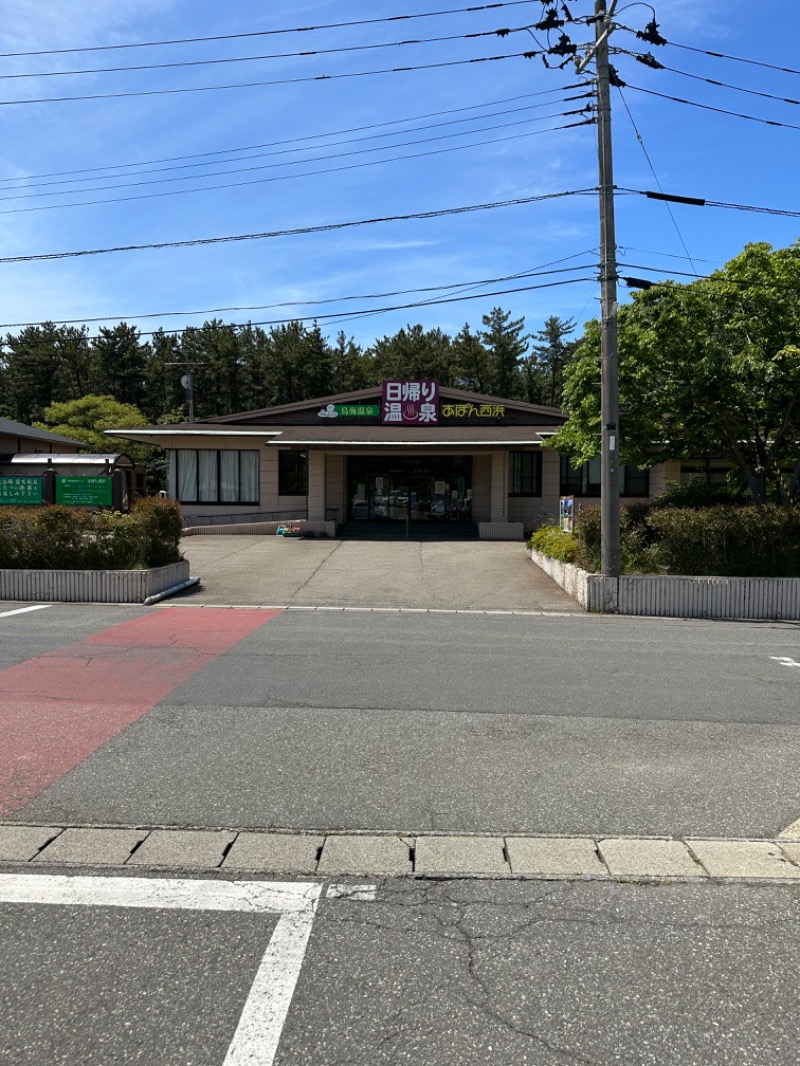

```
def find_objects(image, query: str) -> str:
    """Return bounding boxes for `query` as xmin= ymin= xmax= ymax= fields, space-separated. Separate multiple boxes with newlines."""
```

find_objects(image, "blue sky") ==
xmin=1 ymin=0 xmax=798 ymax=351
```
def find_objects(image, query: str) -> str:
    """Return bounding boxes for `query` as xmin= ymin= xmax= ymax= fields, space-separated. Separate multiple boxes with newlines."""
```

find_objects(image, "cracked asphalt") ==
xmin=4 ymin=873 xmax=800 ymax=1065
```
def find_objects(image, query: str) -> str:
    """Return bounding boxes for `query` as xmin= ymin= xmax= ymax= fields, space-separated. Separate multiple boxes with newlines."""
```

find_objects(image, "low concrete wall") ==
xmin=529 ymin=549 xmax=800 ymax=619
xmin=183 ymin=520 xmax=336 ymax=538
xmin=0 ymin=560 xmax=190 ymax=604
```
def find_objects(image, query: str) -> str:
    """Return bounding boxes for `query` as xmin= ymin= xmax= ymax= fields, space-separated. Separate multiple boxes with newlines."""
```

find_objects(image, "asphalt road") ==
xmin=2 ymin=869 xmax=800 ymax=1066
xmin=4 ymin=601 xmax=800 ymax=1064
xmin=2 ymin=603 xmax=800 ymax=837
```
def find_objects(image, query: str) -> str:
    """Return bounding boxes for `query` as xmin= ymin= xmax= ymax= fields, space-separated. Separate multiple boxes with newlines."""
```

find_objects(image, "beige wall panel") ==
xmin=472 ymin=453 xmax=491 ymax=522
xmin=490 ymin=451 xmax=508 ymax=521
xmin=307 ymin=450 xmax=326 ymax=520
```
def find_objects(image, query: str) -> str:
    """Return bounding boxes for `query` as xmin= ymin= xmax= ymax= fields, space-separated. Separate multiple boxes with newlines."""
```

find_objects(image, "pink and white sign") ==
xmin=381 ymin=380 xmax=439 ymax=425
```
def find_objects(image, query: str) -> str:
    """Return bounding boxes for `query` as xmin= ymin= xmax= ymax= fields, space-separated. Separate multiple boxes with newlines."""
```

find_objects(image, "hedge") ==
xmin=573 ymin=502 xmax=800 ymax=577
xmin=0 ymin=498 xmax=183 ymax=570
xmin=528 ymin=525 xmax=578 ymax=564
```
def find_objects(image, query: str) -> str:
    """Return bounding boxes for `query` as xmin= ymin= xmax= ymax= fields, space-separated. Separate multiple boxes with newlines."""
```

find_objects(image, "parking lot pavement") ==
xmin=178 ymin=536 xmax=581 ymax=611
xmin=2 ymin=870 xmax=800 ymax=1066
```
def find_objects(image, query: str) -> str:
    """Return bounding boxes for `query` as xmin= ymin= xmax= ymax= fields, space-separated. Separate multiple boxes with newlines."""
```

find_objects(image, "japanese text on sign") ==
xmin=441 ymin=403 xmax=505 ymax=419
xmin=55 ymin=476 xmax=113 ymax=507
xmin=0 ymin=477 xmax=43 ymax=505
xmin=381 ymin=380 xmax=439 ymax=425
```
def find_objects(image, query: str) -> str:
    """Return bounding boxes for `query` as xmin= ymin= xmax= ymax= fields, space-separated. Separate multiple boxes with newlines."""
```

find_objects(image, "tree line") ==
xmin=0 ymin=308 xmax=578 ymax=427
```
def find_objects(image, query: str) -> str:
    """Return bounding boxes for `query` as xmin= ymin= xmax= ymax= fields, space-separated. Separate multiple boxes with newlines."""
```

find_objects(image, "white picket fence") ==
xmin=530 ymin=549 xmax=800 ymax=619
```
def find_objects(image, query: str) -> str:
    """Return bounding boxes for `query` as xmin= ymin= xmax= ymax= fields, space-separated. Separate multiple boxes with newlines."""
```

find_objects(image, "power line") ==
xmin=0 ymin=257 xmax=598 ymax=329
xmin=615 ymin=86 xmax=697 ymax=273
xmin=0 ymin=52 xmax=539 ymax=107
xmin=0 ymin=118 xmax=595 ymax=215
xmin=0 ymin=26 xmax=535 ymax=80
xmin=623 ymin=83 xmax=800 ymax=132
xmin=650 ymin=62 xmax=800 ymax=109
xmin=622 ymin=188 xmax=800 ymax=219
xmin=0 ymin=2 xmax=536 ymax=58
xmin=0 ymin=189 xmax=598 ymax=262
xmin=5 ymin=276 xmax=598 ymax=343
xmin=665 ymin=40 xmax=800 ymax=78
xmin=0 ymin=84 xmax=588 ymax=185
xmin=0 ymin=101 xmax=592 ymax=200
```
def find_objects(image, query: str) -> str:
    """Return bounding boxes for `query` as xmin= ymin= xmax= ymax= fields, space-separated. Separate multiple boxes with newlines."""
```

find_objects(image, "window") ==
xmin=508 ymin=451 xmax=541 ymax=496
xmin=278 ymin=451 xmax=308 ymax=496
xmin=168 ymin=450 xmax=259 ymax=504
xmin=560 ymin=457 xmax=649 ymax=497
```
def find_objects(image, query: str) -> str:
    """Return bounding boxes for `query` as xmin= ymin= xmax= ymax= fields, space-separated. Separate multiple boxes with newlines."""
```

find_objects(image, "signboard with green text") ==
xmin=0 ymin=477 xmax=43 ymax=506
xmin=55 ymin=476 xmax=113 ymax=507
xmin=318 ymin=403 xmax=379 ymax=419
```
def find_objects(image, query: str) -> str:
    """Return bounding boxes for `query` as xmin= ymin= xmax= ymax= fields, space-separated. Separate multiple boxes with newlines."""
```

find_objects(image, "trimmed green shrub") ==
xmin=528 ymin=525 xmax=578 ymax=563
xmin=0 ymin=499 xmax=184 ymax=570
xmin=573 ymin=501 xmax=800 ymax=577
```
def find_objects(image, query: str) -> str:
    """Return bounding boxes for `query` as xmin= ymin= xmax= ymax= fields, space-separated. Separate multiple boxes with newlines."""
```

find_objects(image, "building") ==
xmin=109 ymin=382 xmax=677 ymax=537
xmin=0 ymin=418 xmax=84 ymax=458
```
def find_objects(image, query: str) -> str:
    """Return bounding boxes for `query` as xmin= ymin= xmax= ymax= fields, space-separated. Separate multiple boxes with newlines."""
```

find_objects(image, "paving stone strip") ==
xmin=3 ymin=825 xmax=800 ymax=882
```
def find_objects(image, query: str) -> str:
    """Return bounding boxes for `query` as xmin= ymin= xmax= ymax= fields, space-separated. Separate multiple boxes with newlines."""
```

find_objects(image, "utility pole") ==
xmin=578 ymin=0 xmax=621 ymax=589
xmin=166 ymin=358 xmax=197 ymax=422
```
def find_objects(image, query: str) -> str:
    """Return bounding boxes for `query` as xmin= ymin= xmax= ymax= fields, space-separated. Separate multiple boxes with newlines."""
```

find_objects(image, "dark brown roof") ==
xmin=209 ymin=386 xmax=564 ymax=425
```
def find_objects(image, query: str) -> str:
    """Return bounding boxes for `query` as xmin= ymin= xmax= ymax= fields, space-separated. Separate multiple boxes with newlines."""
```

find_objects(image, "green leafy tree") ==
xmin=550 ymin=241 xmax=800 ymax=504
xmin=34 ymin=395 xmax=152 ymax=462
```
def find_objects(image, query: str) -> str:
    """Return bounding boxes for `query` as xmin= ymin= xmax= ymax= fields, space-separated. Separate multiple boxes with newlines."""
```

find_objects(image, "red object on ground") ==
xmin=0 ymin=608 xmax=281 ymax=815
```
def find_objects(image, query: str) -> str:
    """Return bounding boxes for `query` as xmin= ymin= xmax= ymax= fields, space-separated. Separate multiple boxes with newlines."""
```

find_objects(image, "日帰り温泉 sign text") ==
xmin=381 ymin=381 xmax=439 ymax=425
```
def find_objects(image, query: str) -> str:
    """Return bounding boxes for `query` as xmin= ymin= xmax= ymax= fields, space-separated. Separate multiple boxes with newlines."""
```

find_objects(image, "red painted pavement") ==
xmin=0 ymin=608 xmax=282 ymax=816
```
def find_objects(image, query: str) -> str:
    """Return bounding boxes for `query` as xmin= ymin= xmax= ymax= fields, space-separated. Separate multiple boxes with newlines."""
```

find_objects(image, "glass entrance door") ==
xmin=348 ymin=457 xmax=472 ymax=522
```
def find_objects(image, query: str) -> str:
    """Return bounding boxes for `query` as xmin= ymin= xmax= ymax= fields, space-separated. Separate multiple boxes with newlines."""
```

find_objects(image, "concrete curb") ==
xmin=4 ymin=825 xmax=800 ymax=883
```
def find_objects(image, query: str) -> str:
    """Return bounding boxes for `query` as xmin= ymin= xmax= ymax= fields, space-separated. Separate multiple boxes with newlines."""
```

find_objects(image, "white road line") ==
xmin=0 ymin=873 xmax=338 ymax=1066
xmin=0 ymin=874 xmax=320 ymax=913
xmin=0 ymin=604 xmax=51 ymax=618
xmin=224 ymin=906 xmax=319 ymax=1066
xmin=770 ymin=655 xmax=800 ymax=668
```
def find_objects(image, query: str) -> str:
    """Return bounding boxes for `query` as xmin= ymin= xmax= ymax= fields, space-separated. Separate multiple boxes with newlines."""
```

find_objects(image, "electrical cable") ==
xmin=0 ymin=188 xmax=598 ymax=262
xmin=0 ymin=118 xmax=595 ymax=215
xmin=0 ymin=2 xmax=537 ymax=58
xmin=665 ymin=40 xmax=800 ymax=79
xmin=615 ymin=86 xmax=698 ymax=273
xmin=0 ymin=26 xmax=538 ymax=79
xmin=0 ymin=84 xmax=589 ymax=185
xmin=640 ymin=60 xmax=800 ymax=108
xmin=621 ymin=188 xmax=800 ymax=219
xmin=6 ymin=276 xmax=599 ymax=343
xmin=623 ymin=83 xmax=800 ymax=132
xmin=0 ymin=52 xmax=540 ymax=107
xmin=0 ymin=254 xmax=598 ymax=329
xmin=0 ymin=104 xmax=592 ymax=201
